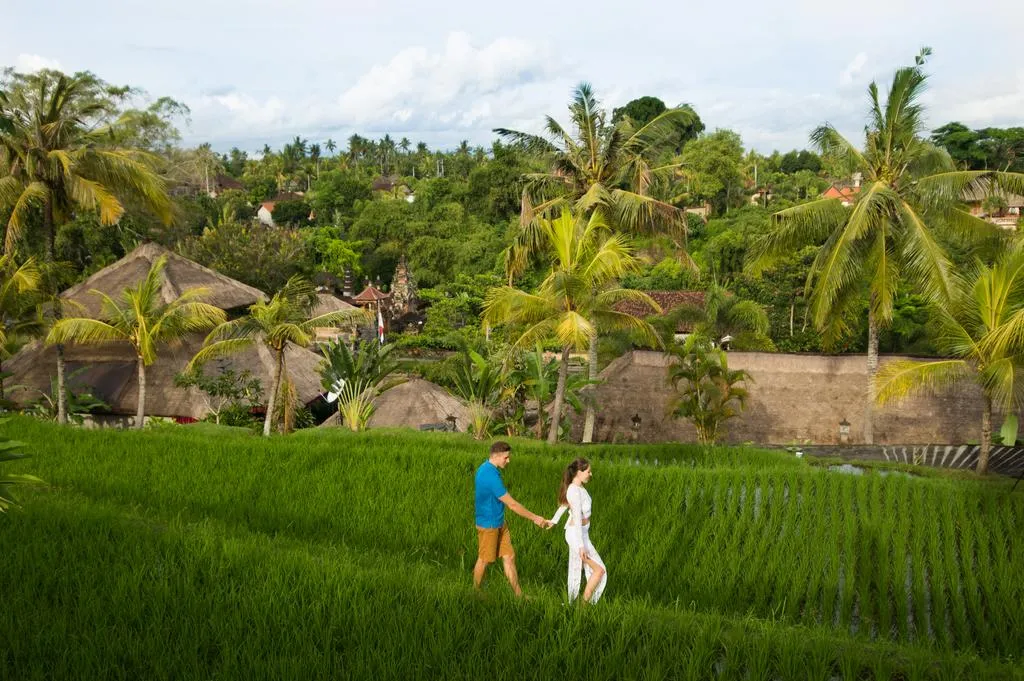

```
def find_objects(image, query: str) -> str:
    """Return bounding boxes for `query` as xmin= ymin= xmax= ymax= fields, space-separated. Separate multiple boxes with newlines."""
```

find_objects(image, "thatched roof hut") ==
xmin=62 ymin=241 xmax=266 ymax=316
xmin=6 ymin=337 xmax=326 ymax=420
xmin=320 ymin=378 xmax=471 ymax=432
xmin=6 ymin=243 xmax=328 ymax=421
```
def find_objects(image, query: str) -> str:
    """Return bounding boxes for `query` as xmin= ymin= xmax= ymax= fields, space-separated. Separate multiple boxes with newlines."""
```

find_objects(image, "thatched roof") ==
xmin=5 ymin=335 xmax=326 ymax=420
xmin=5 ymin=243 xmax=329 ymax=420
xmin=962 ymin=185 xmax=1024 ymax=207
xmin=62 ymin=242 xmax=265 ymax=316
xmin=320 ymin=378 xmax=471 ymax=431
xmin=313 ymin=293 xmax=359 ymax=316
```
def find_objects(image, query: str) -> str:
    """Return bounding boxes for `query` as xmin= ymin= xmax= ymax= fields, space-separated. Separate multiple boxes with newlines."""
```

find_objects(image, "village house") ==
xmin=963 ymin=185 xmax=1024 ymax=229
xmin=5 ymin=243 xmax=329 ymax=424
xmin=256 ymin=192 xmax=306 ymax=226
xmin=821 ymin=172 xmax=862 ymax=206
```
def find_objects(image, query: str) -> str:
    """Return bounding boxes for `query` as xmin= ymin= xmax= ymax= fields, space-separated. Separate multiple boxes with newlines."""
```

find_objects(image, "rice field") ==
xmin=1 ymin=417 xmax=1022 ymax=680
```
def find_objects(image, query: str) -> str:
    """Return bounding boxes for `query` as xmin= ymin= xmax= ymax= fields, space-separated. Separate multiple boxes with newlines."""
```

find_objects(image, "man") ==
xmin=473 ymin=441 xmax=551 ymax=596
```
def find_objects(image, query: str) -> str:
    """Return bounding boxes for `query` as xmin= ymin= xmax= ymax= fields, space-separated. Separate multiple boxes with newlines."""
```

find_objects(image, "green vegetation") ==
xmin=876 ymin=244 xmax=1024 ymax=473
xmin=484 ymin=210 xmax=660 ymax=442
xmin=667 ymin=337 xmax=752 ymax=443
xmin=1 ymin=418 xmax=1022 ymax=679
xmin=189 ymin=277 xmax=367 ymax=436
xmin=752 ymin=47 xmax=1024 ymax=446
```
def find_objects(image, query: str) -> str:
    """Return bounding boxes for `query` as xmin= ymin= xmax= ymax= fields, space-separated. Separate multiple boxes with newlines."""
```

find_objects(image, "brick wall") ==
xmin=579 ymin=351 xmax=987 ymax=445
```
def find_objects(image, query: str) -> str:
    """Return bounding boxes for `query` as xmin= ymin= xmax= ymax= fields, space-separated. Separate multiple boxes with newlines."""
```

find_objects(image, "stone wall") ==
xmin=581 ymin=351 xmax=988 ymax=445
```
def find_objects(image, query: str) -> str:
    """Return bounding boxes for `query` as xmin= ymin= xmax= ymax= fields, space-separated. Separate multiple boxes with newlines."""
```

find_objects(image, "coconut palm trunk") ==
xmin=263 ymin=348 xmax=285 ymax=437
xmin=581 ymin=337 xmax=598 ymax=443
xmin=41 ymin=196 xmax=69 ymax=426
xmin=865 ymin=307 xmax=879 ymax=445
xmin=979 ymin=395 xmax=992 ymax=475
xmin=135 ymin=357 xmax=146 ymax=430
xmin=548 ymin=346 xmax=571 ymax=444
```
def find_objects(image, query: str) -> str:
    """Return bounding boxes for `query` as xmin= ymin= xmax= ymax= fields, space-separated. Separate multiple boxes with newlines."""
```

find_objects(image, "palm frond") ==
xmin=747 ymin=198 xmax=846 ymax=274
xmin=810 ymin=124 xmax=868 ymax=172
xmin=874 ymin=359 xmax=970 ymax=405
xmin=186 ymin=337 xmax=255 ymax=370
xmin=46 ymin=317 xmax=126 ymax=345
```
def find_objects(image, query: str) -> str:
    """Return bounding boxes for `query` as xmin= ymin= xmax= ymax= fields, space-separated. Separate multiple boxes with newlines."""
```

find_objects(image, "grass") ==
xmin=2 ymin=417 xmax=1023 ymax=680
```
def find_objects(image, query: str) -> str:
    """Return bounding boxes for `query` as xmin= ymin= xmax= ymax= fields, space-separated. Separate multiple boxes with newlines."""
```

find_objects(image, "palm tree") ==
xmin=450 ymin=343 xmax=509 ymax=439
xmin=0 ymin=255 xmax=42 ymax=399
xmin=47 ymin=256 xmax=225 ymax=429
xmin=509 ymin=342 xmax=592 ymax=439
xmin=484 ymin=209 xmax=661 ymax=443
xmin=750 ymin=47 xmax=1024 ymax=444
xmin=0 ymin=70 xmax=172 ymax=424
xmin=667 ymin=336 xmax=752 ymax=444
xmin=319 ymin=339 xmax=401 ymax=431
xmin=495 ymin=83 xmax=695 ymax=442
xmin=189 ymin=277 xmax=367 ymax=436
xmin=876 ymin=246 xmax=1024 ymax=473
xmin=325 ymin=138 xmax=337 ymax=156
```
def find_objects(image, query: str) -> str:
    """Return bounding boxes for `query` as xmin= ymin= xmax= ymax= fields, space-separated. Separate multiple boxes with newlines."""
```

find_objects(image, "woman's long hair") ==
xmin=558 ymin=458 xmax=590 ymax=505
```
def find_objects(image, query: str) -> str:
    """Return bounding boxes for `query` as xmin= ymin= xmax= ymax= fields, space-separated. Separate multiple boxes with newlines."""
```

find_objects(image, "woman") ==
xmin=550 ymin=457 xmax=606 ymax=603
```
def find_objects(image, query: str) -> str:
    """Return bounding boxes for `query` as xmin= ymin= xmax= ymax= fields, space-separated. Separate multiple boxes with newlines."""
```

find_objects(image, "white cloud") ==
xmin=936 ymin=69 xmax=1024 ymax=127
xmin=839 ymin=52 xmax=868 ymax=86
xmin=337 ymin=32 xmax=551 ymax=127
xmin=14 ymin=53 xmax=63 ymax=73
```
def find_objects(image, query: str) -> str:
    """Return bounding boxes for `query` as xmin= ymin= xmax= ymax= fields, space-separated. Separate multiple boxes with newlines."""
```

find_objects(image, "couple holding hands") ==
xmin=473 ymin=441 xmax=606 ymax=604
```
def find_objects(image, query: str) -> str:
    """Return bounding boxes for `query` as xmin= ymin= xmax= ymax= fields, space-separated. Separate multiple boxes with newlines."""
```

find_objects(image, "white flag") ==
xmin=377 ymin=306 xmax=385 ymax=345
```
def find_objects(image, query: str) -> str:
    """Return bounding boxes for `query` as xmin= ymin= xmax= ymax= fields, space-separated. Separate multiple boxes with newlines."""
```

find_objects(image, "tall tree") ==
xmin=47 ymin=256 xmax=225 ymax=429
xmin=483 ymin=210 xmax=660 ymax=443
xmin=612 ymin=96 xmax=704 ymax=153
xmin=876 ymin=246 xmax=1024 ymax=473
xmin=189 ymin=277 xmax=367 ymax=436
xmin=750 ymin=47 xmax=1024 ymax=444
xmin=0 ymin=69 xmax=173 ymax=424
xmin=495 ymin=82 xmax=693 ymax=442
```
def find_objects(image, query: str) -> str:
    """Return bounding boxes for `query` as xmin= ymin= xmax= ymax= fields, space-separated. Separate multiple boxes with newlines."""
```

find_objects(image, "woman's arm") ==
xmin=549 ymin=505 xmax=568 ymax=525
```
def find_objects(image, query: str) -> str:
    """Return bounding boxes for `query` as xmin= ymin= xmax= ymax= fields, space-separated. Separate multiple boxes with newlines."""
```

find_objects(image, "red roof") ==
xmin=822 ymin=184 xmax=860 ymax=203
xmin=613 ymin=290 xmax=705 ymax=333
xmin=352 ymin=285 xmax=390 ymax=303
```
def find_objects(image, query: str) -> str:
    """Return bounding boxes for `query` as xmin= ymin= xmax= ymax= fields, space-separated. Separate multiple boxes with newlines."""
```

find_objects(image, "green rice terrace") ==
xmin=2 ymin=417 xmax=1023 ymax=680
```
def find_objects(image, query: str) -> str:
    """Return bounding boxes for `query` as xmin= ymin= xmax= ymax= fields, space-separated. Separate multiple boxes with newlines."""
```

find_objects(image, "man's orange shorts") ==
xmin=476 ymin=525 xmax=514 ymax=563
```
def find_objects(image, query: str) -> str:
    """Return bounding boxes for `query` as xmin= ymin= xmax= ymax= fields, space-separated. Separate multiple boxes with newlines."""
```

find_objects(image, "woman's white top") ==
xmin=550 ymin=484 xmax=592 ymax=544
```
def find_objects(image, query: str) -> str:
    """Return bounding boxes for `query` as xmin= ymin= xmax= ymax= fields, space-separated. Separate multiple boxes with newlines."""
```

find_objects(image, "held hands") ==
xmin=533 ymin=516 xmax=554 ymax=529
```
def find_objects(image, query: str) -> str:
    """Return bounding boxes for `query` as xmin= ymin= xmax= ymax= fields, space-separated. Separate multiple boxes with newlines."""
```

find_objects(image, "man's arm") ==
xmin=499 ymin=493 xmax=552 ymax=528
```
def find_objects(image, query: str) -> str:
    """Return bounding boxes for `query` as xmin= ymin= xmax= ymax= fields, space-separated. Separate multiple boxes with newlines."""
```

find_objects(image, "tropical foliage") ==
xmin=496 ymin=83 xmax=694 ymax=442
xmin=0 ymin=69 xmax=173 ymax=424
xmin=750 ymin=47 xmax=1024 ymax=443
xmin=0 ymin=421 xmax=42 ymax=512
xmin=875 ymin=245 xmax=1024 ymax=473
xmin=0 ymin=255 xmax=42 ymax=394
xmin=484 ymin=209 xmax=660 ymax=443
xmin=666 ymin=337 xmax=752 ymax=444
xmin=189 ymin=277 xmax=367 ymax=436
xmin=319 ymin=339 xmax=400 ymax=431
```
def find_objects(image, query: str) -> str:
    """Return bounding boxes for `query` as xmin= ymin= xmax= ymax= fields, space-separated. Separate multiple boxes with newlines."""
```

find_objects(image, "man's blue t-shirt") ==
xmin=474 ymin=460 xmax=508 ymax=528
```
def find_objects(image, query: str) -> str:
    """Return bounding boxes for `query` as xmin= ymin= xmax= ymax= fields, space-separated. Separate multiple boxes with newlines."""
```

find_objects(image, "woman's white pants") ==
xmin=565 ymin=524 xmax=606 ymax=603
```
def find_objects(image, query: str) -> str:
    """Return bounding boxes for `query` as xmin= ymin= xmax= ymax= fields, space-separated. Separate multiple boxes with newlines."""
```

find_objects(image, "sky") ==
xmin=3 ymin=0 xmax=1023 ymax=155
